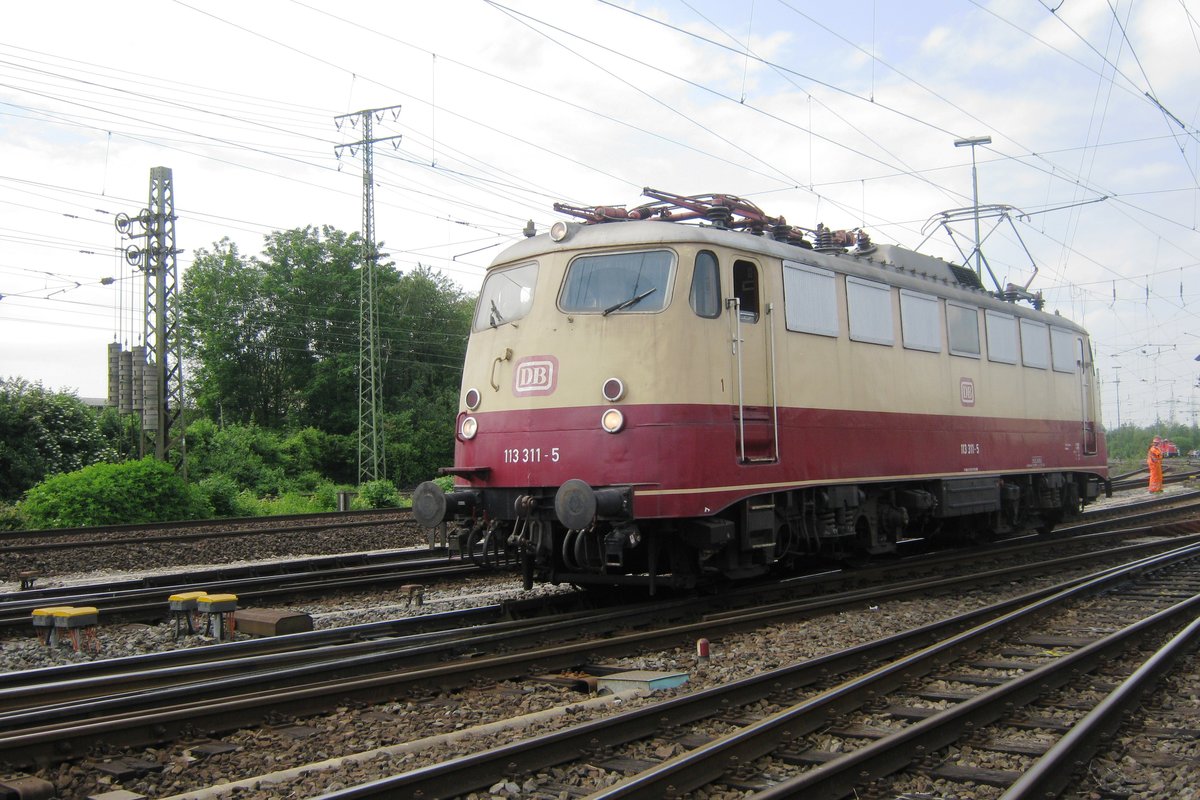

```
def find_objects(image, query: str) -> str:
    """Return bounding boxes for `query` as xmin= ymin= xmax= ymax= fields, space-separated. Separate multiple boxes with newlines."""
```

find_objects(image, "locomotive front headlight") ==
xmin=602 ymin=377 xmax=625 ymax=402
xmin=601 ymin=408 xmax=624 ymax=434
xmin=460 ymin=416 xmax=478 ymax=440
xmin=550 ymin=221 xmax=574 ymax=242
xmin=464 ymin=388 xmax=481 ymax=411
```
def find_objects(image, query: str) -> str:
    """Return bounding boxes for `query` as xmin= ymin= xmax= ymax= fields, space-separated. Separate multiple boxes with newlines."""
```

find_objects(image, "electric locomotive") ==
xmin=413 ymin=189 xmax=1108 ymax=590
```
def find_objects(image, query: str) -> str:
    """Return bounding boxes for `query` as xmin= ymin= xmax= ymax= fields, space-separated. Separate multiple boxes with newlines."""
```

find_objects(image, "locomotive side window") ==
xmin=846 ymin=276 xmax=894 ymax=346
xmin=690 ymin=250 xmax=721 ymax=318
xmin=899 ymin=289 xmax=941 ymax=352
xmin=559 ymin=249 xmax=673 ymax=314
xmin=1020 ymin=318 xmax=1050 ymax=369
xmin=985 ymin=310 xmax=1018 ymax=364
xmin=782 ymin=261 xmax=837 ymax=336
xmin=1050 ymin=326 xmax=1077 ymax=372
xmin=732 ymin=259 xmax=759 ymax=322
xmin=946 ymin=301 xmax=981 ymax=358
xmin=473 ymin=261 xmax=538 ymax=331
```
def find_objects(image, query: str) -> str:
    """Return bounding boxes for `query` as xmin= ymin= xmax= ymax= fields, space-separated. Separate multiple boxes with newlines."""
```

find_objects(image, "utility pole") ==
xmin=114 ymin=166 xmax=187 ymax=478
xmin=954 ymin=135 xmax=991 ymax=281
xmin=1112 ymin=366 xmax=1121 ymax=428
xmin=335 ymin=105 xmax=402 ymax=484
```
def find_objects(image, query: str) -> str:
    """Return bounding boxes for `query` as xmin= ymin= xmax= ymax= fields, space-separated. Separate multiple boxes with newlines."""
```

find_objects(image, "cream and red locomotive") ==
xmin=413 ymin=189 xmax=1108 ymax=589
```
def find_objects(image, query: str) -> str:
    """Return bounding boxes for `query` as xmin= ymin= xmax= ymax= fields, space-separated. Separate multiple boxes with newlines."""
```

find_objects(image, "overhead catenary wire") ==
xmin=1 ymin=1 xmax=1197 ymax=424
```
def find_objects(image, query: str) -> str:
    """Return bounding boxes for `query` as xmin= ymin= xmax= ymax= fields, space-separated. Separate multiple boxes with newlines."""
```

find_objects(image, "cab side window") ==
xmin=733 ymin=259 xmax=759 ymax=323
xmin=689 ymin=250 xmax=721 ymax=318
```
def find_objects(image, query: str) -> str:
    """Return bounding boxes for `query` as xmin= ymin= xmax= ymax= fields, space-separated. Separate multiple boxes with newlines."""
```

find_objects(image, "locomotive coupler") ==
xmin=554 ymin=479 xmax=633 ymax=529
xmin=412 ymin=481 xmax=480 ymax=527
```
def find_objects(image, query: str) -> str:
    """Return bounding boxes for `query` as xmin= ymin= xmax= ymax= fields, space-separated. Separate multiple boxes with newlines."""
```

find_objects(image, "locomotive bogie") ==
xmin=415 ymin=203 xmax=1107 ymax=589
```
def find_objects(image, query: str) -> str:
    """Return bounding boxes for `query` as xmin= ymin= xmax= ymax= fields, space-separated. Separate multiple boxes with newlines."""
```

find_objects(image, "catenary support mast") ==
xmin=335 ymin=105 xmax=402 ymax=484
xmin=113 ymin=166 xmax=187 ymax=477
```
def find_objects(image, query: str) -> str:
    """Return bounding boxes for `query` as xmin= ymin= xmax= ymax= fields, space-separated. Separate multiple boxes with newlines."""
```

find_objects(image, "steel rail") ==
xmin=0 ymin=513 xmax=416 ymax=554
xmin=1109 ymin=468 xmax=1200 ymax=492
xmin=3 ymin=491 xmax=1189 ymax=630
xmin=2 ymin=519 xmax=1197 ymax=772
xmin=0 ymin=507 xmax=413 ymax=544
xmin=0 ymin=603 xmax=506 ymax=699
xmin=303 ymin=543 xmax=1200 ymax=799
xmin=7 ymin=526 xmax=1199 ymax=722
xmin=998 ymin=612 xmax=1200 ymax=800
xmin=747 ymin=586 xmax=1200 ymax=799
xmin=3 ymin=546 xmax=445 ymax=604
xmin=0 ymin=600 xmax=664 ymax=727
xmin=587 ymin=543 xmax=1200 ymax=800
xmin=0 ymin=551 xmax=478 ymax=629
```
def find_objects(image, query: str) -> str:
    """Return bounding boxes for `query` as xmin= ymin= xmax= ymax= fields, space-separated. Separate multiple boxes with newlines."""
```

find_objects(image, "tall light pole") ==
xmin=954 ymin=135 xmax=991 ymax=280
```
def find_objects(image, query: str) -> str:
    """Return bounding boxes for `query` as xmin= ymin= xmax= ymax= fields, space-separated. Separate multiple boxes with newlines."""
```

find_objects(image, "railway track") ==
xmin=0 ymin=497 xmax=1197 ymax=796
xmin=1108 ymin=464 xmax=1200 ymax=492
xmin=0 ymin=507 xmax=414 ymax=555
xmin=1 ymin=514 xmax=1199 ymax=790
xmin=1 ymin=488 xmax=1196 ymax=635
xmin=0 ymin=546 xmax=489 ymax=629
xmin=3 ymin=487 xmax=1191 ymax=634
xmin=313 ymin=538 xmax=1200 ymax=800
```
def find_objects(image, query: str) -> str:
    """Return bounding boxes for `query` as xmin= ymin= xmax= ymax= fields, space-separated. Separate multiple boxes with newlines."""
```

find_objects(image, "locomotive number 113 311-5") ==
xmin=503 ymin=446 xmax=561 ymax=464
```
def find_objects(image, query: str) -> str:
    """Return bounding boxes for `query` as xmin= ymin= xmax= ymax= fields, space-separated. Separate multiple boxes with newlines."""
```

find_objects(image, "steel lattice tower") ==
xmin=335 ymin=106 xmax=402 ymax=484
xmin=114 ymin=166 xmax=187 ymax=477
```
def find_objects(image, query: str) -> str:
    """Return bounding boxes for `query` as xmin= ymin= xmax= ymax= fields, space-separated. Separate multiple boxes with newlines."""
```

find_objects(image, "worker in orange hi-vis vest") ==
xmin=1147 ymin=436 xmax=1164 ymax=493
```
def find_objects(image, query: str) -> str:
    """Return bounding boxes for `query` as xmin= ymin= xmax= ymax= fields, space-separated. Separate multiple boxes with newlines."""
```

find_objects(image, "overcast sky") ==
xmin=2 ymin=0 xmax=1198 ymax=429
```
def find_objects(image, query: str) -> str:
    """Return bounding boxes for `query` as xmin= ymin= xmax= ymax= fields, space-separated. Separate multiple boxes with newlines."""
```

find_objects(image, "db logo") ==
xmin=513 ymin=355 xmax=558 ymax=396
xmin=959 ymin=378 xmax=975 ymax=407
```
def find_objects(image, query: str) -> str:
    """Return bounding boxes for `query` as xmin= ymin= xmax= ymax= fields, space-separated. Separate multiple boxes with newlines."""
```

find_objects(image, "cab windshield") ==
xmin=474 ymin=262 xmax=537 ymax=331
xmin=559 ymin=250 xmax=673 ymax=314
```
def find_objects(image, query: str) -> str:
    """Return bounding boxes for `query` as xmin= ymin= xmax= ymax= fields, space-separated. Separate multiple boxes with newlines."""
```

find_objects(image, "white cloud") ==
xmin=0 ymin=0 xmax=1196 ymax=424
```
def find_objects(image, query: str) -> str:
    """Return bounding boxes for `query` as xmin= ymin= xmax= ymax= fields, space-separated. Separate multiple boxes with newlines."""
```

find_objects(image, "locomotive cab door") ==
xmin=1078 ymin=337 xmax=1098 ymax=455
xmin=727 ymin=257 xmax=778 ymax=463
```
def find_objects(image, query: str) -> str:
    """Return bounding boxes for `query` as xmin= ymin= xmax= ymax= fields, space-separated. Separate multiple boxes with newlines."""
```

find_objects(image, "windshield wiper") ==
xmin=602 ymin=287 xmax=656 ymax=316
xmin=489 ymin=300 xmax=504 ymax=327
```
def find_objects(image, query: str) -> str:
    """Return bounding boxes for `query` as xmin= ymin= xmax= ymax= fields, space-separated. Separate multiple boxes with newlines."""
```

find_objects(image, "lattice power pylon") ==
xmin=335 ymin=105 xmax=402 ymax=484
xmin=114 ymin=166 xmax=187 ymax=477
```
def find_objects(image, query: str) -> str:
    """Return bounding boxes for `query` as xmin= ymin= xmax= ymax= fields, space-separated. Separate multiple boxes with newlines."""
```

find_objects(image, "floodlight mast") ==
xmin=954 ymin=135 xmax=991 ymax=280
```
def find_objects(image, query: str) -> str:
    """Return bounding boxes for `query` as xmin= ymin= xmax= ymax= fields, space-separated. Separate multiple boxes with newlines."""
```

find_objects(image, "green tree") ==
xmin=379 ymin=265 xmax=473 ymax=484
xmin=181 ymin=227 xmax=375 ymax=432
xmin=260 ymin=226 xmax=367 ymax=433
xmin=0 ymin=378 xmax=113 ymax=502
xmin=1103 ymin=422 xmax=1198 ymax=461
xmin=180 ymin=239 xmax=281 ymax=426
xmin=380 ymin=265 xmax=472 ymax=399
xmin=179 ymin=228 xmax=473 ymax=487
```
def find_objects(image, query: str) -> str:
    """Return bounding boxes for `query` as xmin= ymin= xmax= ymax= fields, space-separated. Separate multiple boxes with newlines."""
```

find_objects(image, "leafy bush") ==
xmin=313 ymin=482 xmax=355 ymax=511
xmin=0 ymin=504 xmax=26 ymax=531
xmin=197 ymin=474 xmax=241 ymax=518
xmin=20 ymin=458 xmax=210 ymax=528
xmin=231 ymin=489 xmax=267 ymax=517
xmin=358 ymin=479 xmax=399 ymax=509
xmin=185 ymin=419 xmax=288 ymax=495
xmin=258 ymin=492 xmax=330 ymax=516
